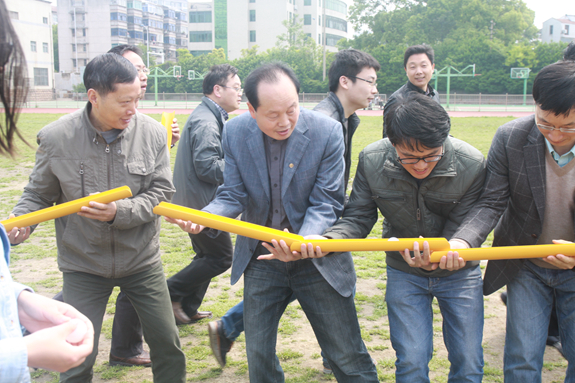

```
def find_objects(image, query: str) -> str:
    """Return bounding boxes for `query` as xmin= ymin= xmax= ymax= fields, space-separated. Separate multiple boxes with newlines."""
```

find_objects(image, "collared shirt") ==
xmin=0 ymin=224 xmax=32 ymax=383
xmin=545 ymin=139 xmax=575 ymax=167
xmin=206 ymin=98 xmax=229 ymax=122
xmin=263 ymin=135 xmax=292 ymax=232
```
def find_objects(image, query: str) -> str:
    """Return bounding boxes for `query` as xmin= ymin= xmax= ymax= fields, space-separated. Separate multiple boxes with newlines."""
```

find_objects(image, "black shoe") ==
xmin=208 ymin=320 xmax=234 ymax=367
xmin=547 ymin=336 xmax=565 ymax=358
xmin=500 ymin=291 xmax=507 ymax=305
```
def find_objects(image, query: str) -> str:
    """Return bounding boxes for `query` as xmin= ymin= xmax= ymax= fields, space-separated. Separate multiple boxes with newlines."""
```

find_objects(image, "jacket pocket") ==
xmin=126 ymin=156 xmax=155 ymax=194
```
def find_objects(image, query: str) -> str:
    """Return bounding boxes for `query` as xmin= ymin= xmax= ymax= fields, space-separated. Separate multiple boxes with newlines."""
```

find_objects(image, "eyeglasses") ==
xmin=220 ymin=85 xmax=243 ymax=94
xmin=0 ymin=42 xmax=14 ymax=67
xmin=135 ymin=66 xmax=150 ymax=74
xmin=396 ymin=147 xmax=444 ymax=165
xmin=351 ymin=76 xmax=377 ymax=88
xmin=535 ymin=117 xmax=575 ymax=133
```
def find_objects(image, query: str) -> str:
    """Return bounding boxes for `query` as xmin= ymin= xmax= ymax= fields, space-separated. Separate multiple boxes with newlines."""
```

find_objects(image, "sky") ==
xmin=48 ymin=0 xmax=571 ymax=30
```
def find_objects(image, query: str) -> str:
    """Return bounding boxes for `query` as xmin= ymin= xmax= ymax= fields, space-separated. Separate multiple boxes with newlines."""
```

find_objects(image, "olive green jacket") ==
xmin=323 ymin=136 xmax=486 ymax=277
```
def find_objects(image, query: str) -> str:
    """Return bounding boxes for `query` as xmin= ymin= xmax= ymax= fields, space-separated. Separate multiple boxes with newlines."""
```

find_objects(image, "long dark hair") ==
xmin=0 ymin=0 xmax=28 ymax=157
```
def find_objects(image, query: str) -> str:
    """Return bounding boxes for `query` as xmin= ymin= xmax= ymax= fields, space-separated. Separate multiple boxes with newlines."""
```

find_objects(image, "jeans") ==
xmin=385 ymin=265 xmax=484 ymax=383
xmin=243 ymin=257 xmax=377 ymax=383
xmin=504 ymin=261 xmax=575 ymax=383
xmin=59 ymin=264 xmax=186 ymax=383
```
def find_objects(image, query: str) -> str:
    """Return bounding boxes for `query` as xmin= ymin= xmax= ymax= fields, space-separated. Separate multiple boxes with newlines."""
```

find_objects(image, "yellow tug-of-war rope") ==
xmin=1 ymin=186 xmax=133 ymax=232
xmin=153 ymin=202 xmax=451 ymax=252
xmin=430 ymin=243 xmax=575 ymax=262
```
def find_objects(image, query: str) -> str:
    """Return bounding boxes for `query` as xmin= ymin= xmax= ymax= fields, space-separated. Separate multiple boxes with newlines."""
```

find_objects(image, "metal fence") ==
xmin=21 ymin=90 xmax=536 ymax=112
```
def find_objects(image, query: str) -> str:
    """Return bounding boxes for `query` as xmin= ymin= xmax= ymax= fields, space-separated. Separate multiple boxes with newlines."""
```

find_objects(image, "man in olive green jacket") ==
xmin=322 ymin=92 xmax=486 ymax=382
xmin=10 ymin=53 xmax=185 ymax=383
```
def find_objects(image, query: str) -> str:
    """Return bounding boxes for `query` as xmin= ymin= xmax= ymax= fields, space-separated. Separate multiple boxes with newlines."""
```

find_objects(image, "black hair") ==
xmin=563 ymin=41 xmax=575 ymax=61
xmin=107 ymin=44 xmax=144 ymax=59
xmin=403 ymin=44 xmax=435 ymax=68
xmin=386 ymin=92 xmax=450 ymax=151
xmin=0 ymin=0 xmax=28 ymax=157
xmin=328 ymin=49 xmax=380 ymax=92
xmin=202 ymin=64 xmax=239 ymax=96
xmin=83 ymin=53 xmax=138 ymax=97
xmin=244 ymin=62 xmax=300 ymax=110
xmin=533 ymin=60 xmax=575 ymax=116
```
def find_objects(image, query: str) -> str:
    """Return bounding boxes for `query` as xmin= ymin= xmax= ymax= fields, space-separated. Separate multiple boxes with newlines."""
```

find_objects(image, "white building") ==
xmin=57 ymin=0 xmax=189 ymax=74
xmin=541 ymin=15 xmax=575 ymax=44
xmin=6 ymin=0 xmax=54 ymax=99
xmin=189 ymin=0 xmax=353 ymax=60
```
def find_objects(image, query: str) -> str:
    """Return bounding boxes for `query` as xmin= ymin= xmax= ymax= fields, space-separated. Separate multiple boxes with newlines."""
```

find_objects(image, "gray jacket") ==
xmin=452 ymin=115 xmax=575 ymax=295
xmin=12 ymin=105 xmax=175 ymax=278
xmin=172 ymin=97 xmax=225 ymax=209
xmin=324 ymin=136 xmax=486 ymax=278
xmin=314 ymin=92 xmax=360 ymax=191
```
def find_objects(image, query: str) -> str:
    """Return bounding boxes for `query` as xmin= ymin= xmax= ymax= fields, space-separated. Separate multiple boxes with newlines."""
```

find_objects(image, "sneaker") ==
xmin=208 ymin=320 xmax=234 ymax=367
xmin=323 ymin=360 xmax=333 ymax=375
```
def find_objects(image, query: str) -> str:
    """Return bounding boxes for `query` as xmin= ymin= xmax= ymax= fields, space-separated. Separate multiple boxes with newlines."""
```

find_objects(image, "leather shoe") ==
xmin=109 ymin=350 xmax=152 ymax=367
xmin=173 ymin=302 xmax=212 ymax=325
xmin=208 ymin=320 xmax=233 ymax=367
xmin=189 ymin=311 xmax=213 ymax=323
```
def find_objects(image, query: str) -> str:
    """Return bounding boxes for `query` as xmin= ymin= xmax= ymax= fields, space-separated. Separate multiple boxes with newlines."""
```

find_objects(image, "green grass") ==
xmin=2 ymin=113 xmax=567 ymax=382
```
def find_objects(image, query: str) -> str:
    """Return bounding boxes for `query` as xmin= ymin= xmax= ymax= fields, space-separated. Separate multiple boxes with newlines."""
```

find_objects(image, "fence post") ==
xmin=185 ymin=91 xmax=187 ymax=109
xmin=505 ymin=93 xmax=508 ymax=112
xmin=479 ymin=93 xmax=481 ymax=112
xmin=163 ymin=92 xmax=165 ymax=108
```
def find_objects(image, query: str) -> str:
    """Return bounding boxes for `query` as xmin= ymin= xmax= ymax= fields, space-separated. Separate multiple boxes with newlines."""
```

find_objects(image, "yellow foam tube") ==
xmin=289 ymin=238 xmax=450 ymax=252
xmin=161 ymin=111 xmax=176 ymax=149
xmin=429 ymin=243 xmax=575 ymax=262
xmin=1 ymin=186 xmax=133 ymax=232
xmin=153 ymin=202 xmax=304 ymax=244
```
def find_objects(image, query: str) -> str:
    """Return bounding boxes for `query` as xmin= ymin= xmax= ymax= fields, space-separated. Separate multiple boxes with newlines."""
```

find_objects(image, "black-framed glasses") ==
xmin=0 ymin=42 xmax=14 ymax=67
xmin=351 ymin=76 xmax=377 ymax=88
xmin=219 ymin=85 xmax=243 ymax=94
xmin=396 ymin=147 xmax=444 ymax=164
xmin=535 ymin=116 xmax=575 ymax=133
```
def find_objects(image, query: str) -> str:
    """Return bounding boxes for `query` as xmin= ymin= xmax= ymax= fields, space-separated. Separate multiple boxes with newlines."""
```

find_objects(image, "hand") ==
xmin=6 ymin=214 xmax=31 ymax=244
xmin=401 ymin=240 xmax=438 ymax=271
xmin=541 ymin=239 xmax=575 ymax=269
xmin=258 ymin=233 xmax=330 ymax=262
xmin=299 ymin=235 xmax=330 ymax=259
xmin=435 ymin=239 xmax=469 ymax=271
xmin=77 ymin=194 xmax=117 ymax=222
xmin=165 ymin=217 xmax=205 ymax=234
xmin=17 ymin=291 xmax=94 ymax=371
xmin=171 ymin=118 xmax=180 ymax=145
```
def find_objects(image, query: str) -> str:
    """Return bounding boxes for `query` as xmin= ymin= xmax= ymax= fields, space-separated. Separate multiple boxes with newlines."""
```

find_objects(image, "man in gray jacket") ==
xmin=10 ymin=53 xmax=186 ymax=383
xmin=168 ymin=64 xmax=242 ymax=324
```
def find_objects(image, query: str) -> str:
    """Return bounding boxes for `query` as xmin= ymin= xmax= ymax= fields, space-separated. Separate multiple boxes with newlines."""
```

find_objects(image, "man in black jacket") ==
xmin=383 ymin=44 xmax=440 ymax=137
xmin=168 ymin=64 xmax=242 ymax=324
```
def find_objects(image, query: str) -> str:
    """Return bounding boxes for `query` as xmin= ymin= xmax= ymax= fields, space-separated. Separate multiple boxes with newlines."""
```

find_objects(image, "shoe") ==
xmin=500 ymin=291 xmax=507 ymax=305
xmin=109 ymin=350 xmax=152 ymax=367
xmin=189 ymin=311 xmax=213 ymax=323
xmin=208 ymin=320 xmax=234 ymax=367
xmin=172 ymin=302 xmax=192 ymax=325
xmin=547 ymin=336 xmax=565 ymax=358
xmin=323 ymin=360 xmax=333 ymax=374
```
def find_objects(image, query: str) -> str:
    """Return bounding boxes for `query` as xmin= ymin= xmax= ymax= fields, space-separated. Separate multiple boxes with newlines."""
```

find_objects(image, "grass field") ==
xmin=1 ymin=113 xmax=568 ymax=383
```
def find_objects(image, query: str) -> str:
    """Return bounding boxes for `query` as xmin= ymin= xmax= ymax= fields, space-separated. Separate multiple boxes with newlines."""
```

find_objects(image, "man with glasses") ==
xmin=383 ymin=44 xmax=440 ymax=137
xmin=320 ymin=92 xmax=486 ymax=382
xmin=168 ymin=64 xmax=242 ymax=325
xmin=450 ymin=43 xmax=575 ymax=382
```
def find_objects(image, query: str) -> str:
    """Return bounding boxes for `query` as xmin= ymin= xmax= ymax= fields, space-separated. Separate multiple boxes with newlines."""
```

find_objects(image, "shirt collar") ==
xmin=206 ymin=97 xmax=229 ymax=121
xmin=545 ymin=138 xmax=575 ymax=167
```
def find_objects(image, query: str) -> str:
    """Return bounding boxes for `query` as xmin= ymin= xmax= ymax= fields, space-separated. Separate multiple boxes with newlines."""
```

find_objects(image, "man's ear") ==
xmin=212 ymin=84 xmax=222 ymax=99
xmin=339 ymin=75 xmax=350 ymax=90
xmin=247 ymin=102 xmax=256 ymax=119
xmin=87 ymin=89 xmax=98 ymax=106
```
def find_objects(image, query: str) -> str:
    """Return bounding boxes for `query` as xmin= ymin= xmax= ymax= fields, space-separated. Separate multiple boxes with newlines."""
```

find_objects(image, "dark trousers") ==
xmin=167 ymin=231 xmax=233 ymax=316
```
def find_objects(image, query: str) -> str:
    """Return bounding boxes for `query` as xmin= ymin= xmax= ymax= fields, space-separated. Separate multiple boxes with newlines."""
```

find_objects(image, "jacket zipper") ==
xmin=105 ymin=143 xmax=116 ymax=278
xmin=79 ymin=162 xmax=85 ymax=197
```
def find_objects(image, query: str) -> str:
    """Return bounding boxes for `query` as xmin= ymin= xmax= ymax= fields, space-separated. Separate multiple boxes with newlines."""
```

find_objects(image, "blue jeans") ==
xmin=504 ymin=261 xmax=575 ymax=383
xmin=385 ymin=265 xmax=484 ymax=383
xmin=243 ymin=258 xmax=377 ymax=383
xmin=221 ymin=300 xmax=246 ymax=342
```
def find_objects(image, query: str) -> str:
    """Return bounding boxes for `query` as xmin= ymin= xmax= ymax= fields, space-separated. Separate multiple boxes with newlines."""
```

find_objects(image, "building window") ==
xmin=43 ymin=42 xmax=49 ymax=53
xmin=9 ymin=11 xmax=18 ymax=19
xmin=72 ymin=59 xmax=77 ymax=68
xmin=249 ymin=0 xmax=255 ymax=2
xmin=43 ymin=17 xmax=48 ymax=24
xmin=111 ymin=12 xmax=127 ymax=21
xmin=304 ymin=0 xmax=311 ymax=5
xmin=566 ymin=25 xmax=570 ymax=35
xmin=318 ymin=15 xmax=321 ymax=26
xmin=325 ymin=15 xmax=347 ymax=32
xmin=318 ymin=33 xmax=321 ymax=44
xmin=325 ymin=0 xmax=346 ymax=14
xmin=189 ymin=11 xmax=212 ymax=23
xmin=72 ymin=44 xmax=76 ymax=52
xmin=34 ymin=68 xmax=49 ymax=86
xmin=31 ymin=41 xmax=37 ymax=52
xmin=550 ymin=25 xmax=553 ymax=35
xmin=111 ymin=28 xmax=127 ymax=36
xmin=83 ymin=29 xmax=86 ymax=36
xmin=304 ymin=14 xmax=311 ymax=25
xmin=325 ymin=33 xmax=343 ymax=46
xmin=250 ymin=10 xmax=255 ymax=22
xmin=189 ymin=31 xmax=212 ymax=42
xmin=83 ymin=44 xmax=86 ymax=51
xmin=250 ymin=30 xmax=256 ymax=42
